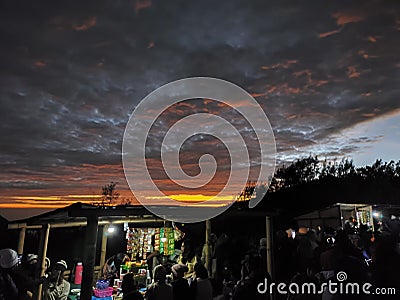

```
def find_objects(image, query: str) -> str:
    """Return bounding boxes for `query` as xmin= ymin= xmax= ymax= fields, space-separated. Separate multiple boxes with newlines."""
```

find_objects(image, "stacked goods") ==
xmin=92 ymin=280 xmax=113 ymax=299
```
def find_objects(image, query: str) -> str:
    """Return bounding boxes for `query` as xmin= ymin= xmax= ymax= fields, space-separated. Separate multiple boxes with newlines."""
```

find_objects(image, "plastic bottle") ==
xmin=74 ymin=262 xmax=83 ymax=284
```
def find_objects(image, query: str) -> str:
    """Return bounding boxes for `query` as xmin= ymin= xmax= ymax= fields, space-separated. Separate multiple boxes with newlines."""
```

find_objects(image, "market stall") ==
xmin=105 ymin=223 xmax=184 ymax=299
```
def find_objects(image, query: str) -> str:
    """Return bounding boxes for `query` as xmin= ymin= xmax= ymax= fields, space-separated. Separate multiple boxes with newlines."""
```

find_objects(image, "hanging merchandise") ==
xmin=173 ymin=225 xmax=185 ymax=242
xmin=126 ymin=228 xmax=155 ymax=260
xmin=356 ymin=210 xmax=371 ymax=227
xmin=154 ymin=227 xmax=175 ymax=256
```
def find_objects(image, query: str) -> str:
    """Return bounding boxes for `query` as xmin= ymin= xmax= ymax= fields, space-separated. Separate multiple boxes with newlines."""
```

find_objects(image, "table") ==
xmin=68 ymin=282 xmax=81 ymax=300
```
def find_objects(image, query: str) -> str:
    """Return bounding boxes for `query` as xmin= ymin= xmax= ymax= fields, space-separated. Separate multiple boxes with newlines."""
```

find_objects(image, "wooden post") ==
xmin=17 ymin=226 xmax=26 ymax=255
xmin=34 ymin=224 xmax=50 ymax=300
xmin=265 ymin=216 xmax=272 ymax=277
xmin=99 ymin=224 xmax=109 ymax=270
xmin=81 ymin=216 xmax=99 ymax=300
xmin=205 ymin=219 xmax=211 ymax=275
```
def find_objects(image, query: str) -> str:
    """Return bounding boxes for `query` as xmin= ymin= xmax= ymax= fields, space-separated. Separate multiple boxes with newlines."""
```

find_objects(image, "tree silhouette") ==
xmin=270 ymin=157 xmax=400 ymax=193
xmin=98 ymin=182 xmax=119 ymax=206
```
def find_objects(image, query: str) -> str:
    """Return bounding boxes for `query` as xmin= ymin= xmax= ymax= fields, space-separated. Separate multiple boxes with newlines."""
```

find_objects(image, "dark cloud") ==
xmin=0 ymin=0 xmax=399 ymax=200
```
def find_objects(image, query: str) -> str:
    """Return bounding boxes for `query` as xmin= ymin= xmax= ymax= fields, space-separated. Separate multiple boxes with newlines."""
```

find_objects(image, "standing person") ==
xmin=232 ymin=254 xmax=269 ymax=300
xmin=146 ymin=236 xmax=161 ymax=277
xmin=146 ymin=265 xmax=173 ymax=300
xmin=190 ymin=263 xmax=212 ymax=300
xmin=294 ymin=227 xmax=314 ymax=273
xmin=42 ymin=260 xmax=70 ymax=300
xmin=170 ymin=264 xmax=191 ymax=300
xmin=201 ymin=233 xmax=217 ymax=278
xmin=214 ymin=234 xmax=229 ymax=285
xmin=102 ymin=253 xmax=130 ymax=284
xmin=177 ymin=239 xmax=199 ymax=280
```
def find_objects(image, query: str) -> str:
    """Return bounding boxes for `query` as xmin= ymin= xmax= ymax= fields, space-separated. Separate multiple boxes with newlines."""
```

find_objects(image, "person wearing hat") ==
xmin=43 ymin=260 xmax=70 ymax=300
xmin=170 ymin=264 xmax=191 ymax=300
xmin=22 ymin=254 xmax=38 ymax=281
xmin=0 ymin=249 xmax=19 ymax=300
xmin=0 ymin=248 xmax=19 ymax=270
xmin=0 ymin=248 xmax=37 ymax=300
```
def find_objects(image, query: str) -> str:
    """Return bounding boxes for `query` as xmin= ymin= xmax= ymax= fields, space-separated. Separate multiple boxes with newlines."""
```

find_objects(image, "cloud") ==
xmin=347 ymin=66 xmax=361 ymax=78
xmin=0 ymin=0 xmax=399 ymax=207
xmin=261 ymin=60 xmax=298 ymax=70
xmin=134 ymin=0 xmax=152 ymax=13
xmin=72 ymin=17 xmax=97 ymax=31
xmin=318 ymin=28 xmax=343 ymax=38
xmin=332 ymin=11 xmax=365 ymax=26
xmin=34 ymin=60 xmax=47 ymax=68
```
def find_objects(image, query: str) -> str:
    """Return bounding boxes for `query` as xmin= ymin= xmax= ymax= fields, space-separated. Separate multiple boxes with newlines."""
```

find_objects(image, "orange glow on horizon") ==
xmin=146 ymin=193 xmax=235 ymax=202
xmin=0 ymin=203 xmax=67 ymax=209
xmin=0 ymin=191 xmax=236 ymax=211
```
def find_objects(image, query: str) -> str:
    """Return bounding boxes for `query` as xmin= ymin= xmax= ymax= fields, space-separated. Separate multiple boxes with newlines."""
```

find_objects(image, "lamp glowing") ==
xmin=373 ymin=211 xmax=381 ymax=218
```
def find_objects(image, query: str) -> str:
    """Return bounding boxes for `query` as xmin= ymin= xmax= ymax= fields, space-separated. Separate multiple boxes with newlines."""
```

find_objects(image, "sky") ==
xmin=0 ymin=0 xmax=399 ymax=220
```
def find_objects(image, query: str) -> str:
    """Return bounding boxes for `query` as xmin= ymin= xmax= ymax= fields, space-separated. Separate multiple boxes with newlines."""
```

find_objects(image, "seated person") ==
xmin=43 ymin=260 xmax=70 ymax=300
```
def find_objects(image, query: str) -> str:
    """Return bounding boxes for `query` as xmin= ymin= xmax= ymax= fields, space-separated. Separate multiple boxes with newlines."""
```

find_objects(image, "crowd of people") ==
xmin=1 ymin=217 xmax=400 ymax=300
xmin=273 ymin=219 xmax=400 ymax=299
xmin=105 ymin=237 xmax=270 ymax=300
xmin=0 ymin=248 xmax=70 ymax=300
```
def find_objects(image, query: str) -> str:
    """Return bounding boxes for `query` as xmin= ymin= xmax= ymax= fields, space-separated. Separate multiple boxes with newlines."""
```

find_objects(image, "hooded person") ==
xmin=0 ymin=248 xmax=36 ymax=300
xmin=0 ymin=249 xmax=19 ymax=300
xmin=42 ymin=260 xmax=70 ymax=300
xmin=0 ymin=249 xmax=18 ymax=270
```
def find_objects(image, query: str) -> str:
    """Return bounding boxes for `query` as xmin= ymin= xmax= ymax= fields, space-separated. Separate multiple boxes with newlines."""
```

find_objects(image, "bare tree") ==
xmin=99 ymin=182 xmax=119 ymax=206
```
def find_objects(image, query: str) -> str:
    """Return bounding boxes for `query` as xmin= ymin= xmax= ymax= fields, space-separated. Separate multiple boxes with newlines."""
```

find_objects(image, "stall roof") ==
xmin=7 ymin=202 xmax=164 ymax=229
xmin=8 ymin=201 xmax=278 ymax=230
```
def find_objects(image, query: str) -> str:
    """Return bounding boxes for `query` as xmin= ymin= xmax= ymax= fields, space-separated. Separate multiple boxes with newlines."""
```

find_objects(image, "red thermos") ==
xmin=74 ymin=262 xmax=83 ymax=284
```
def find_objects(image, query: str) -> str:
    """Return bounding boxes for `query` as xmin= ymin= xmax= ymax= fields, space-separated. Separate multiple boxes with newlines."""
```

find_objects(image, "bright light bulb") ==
xmin=373 ymin=211 xmax=381 ymax=218
xmin=108 ymin=226 xmax=115 ymax=233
